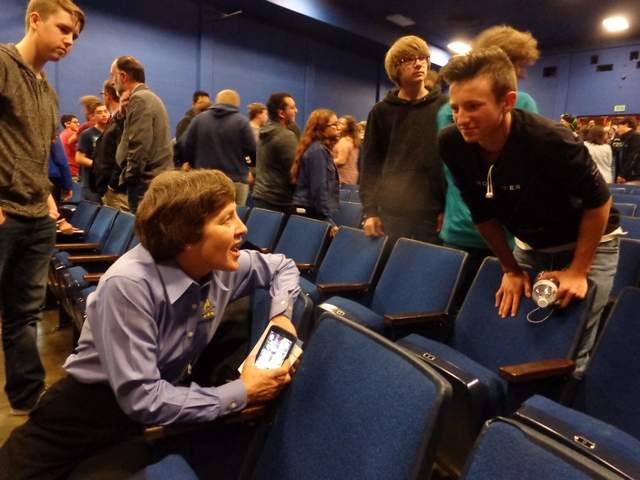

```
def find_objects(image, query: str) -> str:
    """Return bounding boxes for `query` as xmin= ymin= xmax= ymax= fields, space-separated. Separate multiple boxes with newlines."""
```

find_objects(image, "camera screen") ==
xmin=255 ymin=330 xmax=294 ymax=369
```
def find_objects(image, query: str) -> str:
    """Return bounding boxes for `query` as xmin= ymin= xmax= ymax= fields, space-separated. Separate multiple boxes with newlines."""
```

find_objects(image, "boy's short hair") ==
xmin=384 ymin=35 xmax=430 ymax=86
xmin=25 ymin=0 xmax=85 ymax=33
xmin=440 ymin=46 xmax=517 ymax=101
xmin=60 ymin=113 xmax=77 ymax=128
xmin=79 ymin=95 xmax=102 ymax=116
xmin=472 ymin=25 xmax=540 ymax=66
xmin=247 ymin=102 xmax=267 ymax=120
xmin=135 ymin=170 xmax=236 ymax=261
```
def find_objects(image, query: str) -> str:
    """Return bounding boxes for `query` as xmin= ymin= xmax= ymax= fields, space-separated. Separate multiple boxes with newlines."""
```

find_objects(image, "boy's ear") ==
xmin=504 ymin=90 xmax=517 ymax=111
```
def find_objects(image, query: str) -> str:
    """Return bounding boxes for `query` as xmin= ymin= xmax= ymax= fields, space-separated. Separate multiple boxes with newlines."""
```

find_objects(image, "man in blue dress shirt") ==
xmin=0 ymin=169 xmax=301 ymax=479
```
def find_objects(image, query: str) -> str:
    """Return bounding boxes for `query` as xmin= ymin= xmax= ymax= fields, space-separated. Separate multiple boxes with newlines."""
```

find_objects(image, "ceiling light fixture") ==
xmin=447 ymin=41 xmax=471 ymax=55
xmin=603 ymin=15 xmax=629 ymax=32
xmin=386 ymin=14 xmax=416 ymax=27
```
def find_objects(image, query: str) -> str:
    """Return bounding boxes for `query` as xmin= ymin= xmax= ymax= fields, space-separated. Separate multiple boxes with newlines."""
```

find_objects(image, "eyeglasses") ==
xmin=396 ymin=55 xmax=430 ymax=68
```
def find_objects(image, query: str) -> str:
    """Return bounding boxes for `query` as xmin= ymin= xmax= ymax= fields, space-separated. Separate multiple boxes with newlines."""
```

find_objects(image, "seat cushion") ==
xmin=323 ymin=296 xmax=385 ymax=333
xmin=299 ymin=277 xmax=320 ymax=305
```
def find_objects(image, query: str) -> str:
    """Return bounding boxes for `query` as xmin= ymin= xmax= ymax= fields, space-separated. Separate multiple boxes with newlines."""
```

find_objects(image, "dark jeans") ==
xmin=0 ymin=214 xmax=55 ymax=409
xmin=127 ymin=182 xmax=149 ymax=214
xmin=379 ymin=210 xmax=441 ymax=246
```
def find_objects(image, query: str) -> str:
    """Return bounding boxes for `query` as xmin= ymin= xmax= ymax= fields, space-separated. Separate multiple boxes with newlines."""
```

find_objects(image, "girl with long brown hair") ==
xmin=333 ymin=115 xmax=360 ymax=185
xmin=290 ymin=109 xmax=340 ymax=223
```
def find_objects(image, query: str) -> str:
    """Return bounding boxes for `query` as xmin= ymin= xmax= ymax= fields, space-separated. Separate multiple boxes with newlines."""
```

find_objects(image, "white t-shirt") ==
xmin=585 ymin=141 xmax=613 ymax=183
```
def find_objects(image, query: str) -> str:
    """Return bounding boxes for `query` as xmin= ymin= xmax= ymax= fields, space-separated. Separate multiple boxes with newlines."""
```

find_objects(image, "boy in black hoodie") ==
xmin=0 ymin=0 xmax=84 ymax=415
xmin=361 ymin=35 xmax=447 ymax=244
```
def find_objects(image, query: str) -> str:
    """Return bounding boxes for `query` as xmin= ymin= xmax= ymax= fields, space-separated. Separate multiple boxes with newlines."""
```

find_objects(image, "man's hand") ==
xmin=539 ymin=270 xmax=588 ymax=308
xmin=47 ymin=194 xmax=60 ymax=221
xmin=363 ymin=216 xmax=384 ymax=237
xmin=436 ymin=212 xmax=444 ymax=233
xmin=241 ymin=356 xmax=292 ymax=406
xmin=496 ymin=270 xmax=532 ymax=318
xmin=0 ymin=207 xmax=5 ymax=226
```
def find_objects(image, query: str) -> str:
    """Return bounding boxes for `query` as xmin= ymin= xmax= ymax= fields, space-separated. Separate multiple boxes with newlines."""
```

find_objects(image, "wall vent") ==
xmin=542 ymin=66 xmax=557 ymax=77
xmin=596 ymin=64 xmax=614 ymax=72
xmin=630 ymin=51 xmax=639 ymax=60
xmin=590 ymin=55 xmax=599 ymax=64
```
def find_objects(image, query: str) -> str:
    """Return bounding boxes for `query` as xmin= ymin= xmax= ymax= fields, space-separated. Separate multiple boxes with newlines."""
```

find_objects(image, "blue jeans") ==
xmin=0 ymin=214 xmax=56 ymax=409
xmin=513 ymin=238 xmax=619 ymax=376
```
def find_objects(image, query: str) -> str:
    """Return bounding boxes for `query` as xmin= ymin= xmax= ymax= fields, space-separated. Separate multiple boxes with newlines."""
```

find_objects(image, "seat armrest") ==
xmin=143 ymin=405 xmax=266 ymax=442
xmin=316 ymin=282 xmax=369 ymax=295
xmin=296 ymin=263 xmax=314 ymax=272
xmin=55 ymin=242 xmax=100 ymax=251
xmin=67 ymin=254 xmax=119 ymax=264
xmin=499 ymin=358 xmax=575 ymax=383
xmin=384 ymin=311 xmax=451 ymax=327
xmin=83 ymin=273 xmax=104 ymax=283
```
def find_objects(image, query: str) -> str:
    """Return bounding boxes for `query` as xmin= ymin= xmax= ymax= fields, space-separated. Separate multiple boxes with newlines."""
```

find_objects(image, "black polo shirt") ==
xmin=439 ymin=109 xmax=619 ymax=250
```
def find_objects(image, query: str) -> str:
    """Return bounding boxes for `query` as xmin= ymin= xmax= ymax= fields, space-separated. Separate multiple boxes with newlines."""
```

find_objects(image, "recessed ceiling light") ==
xmin=448 ymin=41 xmax=471 ymax=55
xmin=386 ymin=14 xmax=416 ymax=27
xmin=603 ymin=16 xmax=629 ymax=32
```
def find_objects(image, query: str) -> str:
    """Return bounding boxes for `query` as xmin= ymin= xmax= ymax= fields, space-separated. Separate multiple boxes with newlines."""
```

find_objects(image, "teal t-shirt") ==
xmin=438 ymin=91 xmax=538 ymax=249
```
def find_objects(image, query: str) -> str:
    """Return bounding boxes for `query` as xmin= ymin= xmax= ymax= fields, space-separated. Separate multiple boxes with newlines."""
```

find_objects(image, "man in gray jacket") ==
xmin=252 ymin=92 xmax=299 ymax=213
xmin=0 ymin=0 xmax=85 ymax=415
xmin=111 ymin=55 xmax=173 ymax=213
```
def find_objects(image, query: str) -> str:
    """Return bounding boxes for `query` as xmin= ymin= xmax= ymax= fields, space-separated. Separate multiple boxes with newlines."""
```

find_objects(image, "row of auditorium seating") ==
xmin=144 ymin=284 xmax=640 ymax=479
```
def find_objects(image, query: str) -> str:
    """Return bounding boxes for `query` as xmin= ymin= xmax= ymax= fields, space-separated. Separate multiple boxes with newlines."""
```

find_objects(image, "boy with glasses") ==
xmin=360 ymin=35 xmax=447 ymax=244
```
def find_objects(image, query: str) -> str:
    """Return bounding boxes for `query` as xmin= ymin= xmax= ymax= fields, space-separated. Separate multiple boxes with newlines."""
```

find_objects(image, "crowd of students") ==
xmin=1 ymin=0 xmax=638 ymax=478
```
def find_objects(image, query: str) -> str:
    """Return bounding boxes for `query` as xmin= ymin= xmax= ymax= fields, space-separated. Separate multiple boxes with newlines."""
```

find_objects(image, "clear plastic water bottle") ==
xmin=532 ymin=278 xmax=559 ymax=308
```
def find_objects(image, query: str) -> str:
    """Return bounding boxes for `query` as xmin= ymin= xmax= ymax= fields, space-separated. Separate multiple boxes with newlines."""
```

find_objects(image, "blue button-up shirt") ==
xmin=64 ymin=245 xmax=300 ymax=426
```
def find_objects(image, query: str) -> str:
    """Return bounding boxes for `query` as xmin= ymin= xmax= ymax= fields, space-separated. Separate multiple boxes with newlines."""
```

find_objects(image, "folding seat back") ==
xmin=612 ymin=193 xmax=640 ymax=212
xmin=371 ymin=239 xmax=467 ymax=319
xmin=572 ymin=287 xmax=640 ymax=439
xmin=243 ymin=208 xmax=285 ymax=253
xmin=83 ymin=206 xmax=118 ymax=246
xmin=69 ymin=201 xmax=100 ymax=231
xmin=315 ymin=226 xmax=386 ymax=287
xmin=620 ymin=215 xmax=640 ymax=240
xmin=334 ymin=201 xmax=362 ymax=228
xmin=247 ymin=313 xmax=451 ymax=480
xmin=273 ymin=215 xmax=330 ymax=274
xmin=613 ymin=202 xmax=636 ymax=217
xmin=461 ymin=417 xmax=627 ymax=480
xmin=100 ymin=212 xmax=136 ymax=256
xmin=451 ymin=258 xmax=593 ymax=373
xmin=237 ymin=205 xmax=250 ymax=222
xmin=610 ymin=239 xmax=640 ymax=299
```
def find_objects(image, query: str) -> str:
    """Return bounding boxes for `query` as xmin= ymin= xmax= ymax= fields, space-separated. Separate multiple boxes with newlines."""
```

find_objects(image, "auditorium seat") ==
xmin=610 ymin=239 xmax=640 ymax=300
xmin=249 ymin=288 xmax=314 ymax=344
xmin=620 ymin=215 xmax=640 ymax=240
xmin=319 ymin=238 xmax=467 ymax=339
xmin=273 ymin=215 xmax=330 ymax=276
xmin=236 ymin=205 xmax=250 ymax=222
xmin=333 ymin=201 xmax=363 ymax=228
xmin=612 ymin=193 xmax=640 ymax=212
xmin=459 ymin=416 xmax=631 ymax=479
xmin=242 ymin=208 xmax=285 ymax=253
xmin=396 ymin=257 xmax=595 ymax=475
xmin=613 ymin=202 xmax=636 ymax=217
xmin=244 ymin=311 xmax=451 ymax=480
xmin=298 ymin=226 xmax=386 ymax=304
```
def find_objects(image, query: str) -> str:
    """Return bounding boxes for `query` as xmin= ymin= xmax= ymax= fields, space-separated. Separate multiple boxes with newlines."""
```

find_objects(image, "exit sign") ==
xmin=614 ymin=105 xmax=626 ymax=112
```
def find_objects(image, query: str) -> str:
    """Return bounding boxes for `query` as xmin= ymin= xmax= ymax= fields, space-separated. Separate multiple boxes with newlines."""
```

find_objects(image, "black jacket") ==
xmin=439 ymin=109 xmax=619 ymax=250
xmin=618 ymin=130 xmax=640 ymax=181
xmin=360 ymin=86 xmax=448 ymax=219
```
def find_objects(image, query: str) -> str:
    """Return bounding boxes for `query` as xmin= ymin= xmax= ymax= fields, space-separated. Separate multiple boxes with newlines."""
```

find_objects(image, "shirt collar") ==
xmin=156 ymin=260 xmax=214 ymax=304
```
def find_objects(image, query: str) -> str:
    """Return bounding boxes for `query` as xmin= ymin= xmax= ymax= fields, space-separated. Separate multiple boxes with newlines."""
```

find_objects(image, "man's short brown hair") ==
xmin=620 ymin=117 xmax=638 ymax=130
xmin=115 ymin=56 xmax=146 ymax=83
xmin=472 ymin=25 xmax=540 ymax=67
xmin=440 ymin=46 xmax=517 ymax=101
xmin=135 ymin=170 xmax=235 ymax=261
xmin=247 ymin=102 xmax=266 ymax=120
xmin=25 ymin=0 xmax=85 ymax=33
xmin=384 ymin=35 xmax=430 ymax=86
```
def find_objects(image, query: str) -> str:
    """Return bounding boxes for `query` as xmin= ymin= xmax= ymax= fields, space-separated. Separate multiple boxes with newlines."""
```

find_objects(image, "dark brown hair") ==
xmin=115 ymin=56 xmax=146 ymax=83
xmin=135 ymin=170 xmax=235 ymax=261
